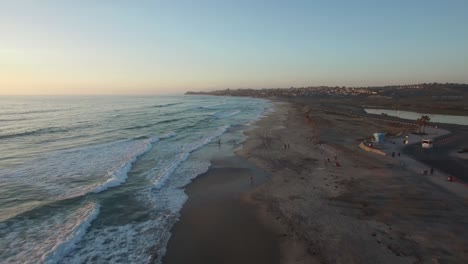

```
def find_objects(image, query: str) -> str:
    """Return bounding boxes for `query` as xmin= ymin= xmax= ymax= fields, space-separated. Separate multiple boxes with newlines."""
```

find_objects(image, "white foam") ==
xmin=0 ymin=132 xmax=177 ymax=205
xmin=0 ymin=202 xmax=100 ymax=264
xmin=246 ymin=100 xmax=274 ymax=125
xmin=60 ymin=161 xmax=212 ymax=264
xmin=59 ymin=215 xmax=175 ymax=264
xmin=91 ymin=137 xmax=159 ymax=193
xmin=0 ymin=96 xmax=272 ymax=264
xmin=43 ymin=204 xmax=100 ymax=264
xmin=143 ymin=159 xmax=211 ymax=213
xmin=150 ymin=125 xmax=228 ymax=189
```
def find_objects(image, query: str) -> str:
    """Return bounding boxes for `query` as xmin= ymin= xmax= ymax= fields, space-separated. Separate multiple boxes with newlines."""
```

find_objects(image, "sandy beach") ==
xmin=164 ymin=100 xmax=468 ymax=264
xmin=163 ymin=149 xmax=281 ymax=264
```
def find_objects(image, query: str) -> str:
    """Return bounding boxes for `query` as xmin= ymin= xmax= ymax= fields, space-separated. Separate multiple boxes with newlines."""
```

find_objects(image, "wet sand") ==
xmin=164 ymin=99 xmax=468 ymax=264
xmin=163 ymin=154 xmax=281 ymax=264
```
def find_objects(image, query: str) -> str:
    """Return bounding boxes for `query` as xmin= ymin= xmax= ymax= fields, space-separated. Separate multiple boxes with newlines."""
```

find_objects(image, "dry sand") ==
xmin=164 ymin=100 xmax=468 ymax=264
xmin=238 ymin=101 xmax=468 ymax=264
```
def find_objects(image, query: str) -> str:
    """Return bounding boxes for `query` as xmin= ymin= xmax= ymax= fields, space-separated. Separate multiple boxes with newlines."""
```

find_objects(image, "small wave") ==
xmin=0 ymin=202 xmax=100 ymax=264
xmin=61 ymin=160 xmax=212 ymax=264
xmin=90 ymin=137 xmax=159 ymax=194
xmin=122 ymin=123 xmax=154 ymax=131
xmin=132 ymin=135 xmax=152 ymax=140
xmin=0 ymin=123 xmax=92 ymax=140
xmin=139 ymin=160 xmax=212 ymax=262
xmin=198 ymin=103 xmax=226 ymax=109
xmin=0 ymin=127 xmax=71 ymax=140
xmin=59 ymin=214 xmax=175 ymax=264
xmin=42 ymin=203 xmax=100 ymax=264
xmin=213 ymin=110 xmax=241 ymax=119
xmin=122 ymin=118 xmax=187 ymax=131
xmin=160 ymin=131 xmax=177 ymax=139
xmin=86 ymin=132 xmax=176 ymax=194
xmin=150 ymin=125 xmax=229 ymax=189
xmin=0 ymin=108 xmax=65 ymax=117
xmin=90 ymin=132 xmax=176 ymax=194
xmin=0 ymin=117 xmax=29 ymax=122
xmin=246 ymin=101 xmax=274 ymax=125
xmin=156 ymin=103 xmax=226 ymax=118
xmin=143 ymin=160 xmax=211 ymax=213
xmin=0 ymin=132 xmax=177 ymax=205
xmin=157 ymin=117 xmax=188 ymax=125
xmin=152 ymin=102 xmax=183 ymax=108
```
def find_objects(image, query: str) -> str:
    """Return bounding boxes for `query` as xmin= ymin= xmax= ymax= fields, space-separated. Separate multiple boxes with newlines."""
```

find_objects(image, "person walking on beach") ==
xmin=430 ymin=167 xmax=434 ymax=174
xmin=250 ymin=175 xmax=254 ymax=186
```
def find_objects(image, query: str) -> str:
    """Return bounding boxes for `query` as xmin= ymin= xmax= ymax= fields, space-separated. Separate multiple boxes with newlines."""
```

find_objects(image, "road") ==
xmin=403 ymin=126 xmax=468 ymax=183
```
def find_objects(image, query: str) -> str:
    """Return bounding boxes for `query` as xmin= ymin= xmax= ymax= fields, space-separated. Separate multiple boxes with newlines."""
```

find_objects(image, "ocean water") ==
xmin=0 ymin=95 xmax=271 ymax=264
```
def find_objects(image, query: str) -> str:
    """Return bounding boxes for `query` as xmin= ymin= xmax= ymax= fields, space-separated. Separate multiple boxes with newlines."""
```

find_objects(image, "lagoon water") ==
xmin=364 ymin=108 xmax=468 ymax=126
xmin=0 ymin=95 xmax=270 ymax=263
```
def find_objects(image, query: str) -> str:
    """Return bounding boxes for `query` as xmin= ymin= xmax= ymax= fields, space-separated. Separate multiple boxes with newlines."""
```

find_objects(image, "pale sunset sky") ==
xmin=1 ymin=0 xmax=467 ymax=95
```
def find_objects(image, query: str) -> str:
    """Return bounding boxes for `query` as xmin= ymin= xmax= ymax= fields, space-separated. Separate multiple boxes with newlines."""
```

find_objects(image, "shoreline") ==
xmin=163 ymin=98 xmax=468 ymax=263
xmin=162 ymin=138 xmax=282 ymax=264
xmin=162 ymin=103 xmax=283 ymax=264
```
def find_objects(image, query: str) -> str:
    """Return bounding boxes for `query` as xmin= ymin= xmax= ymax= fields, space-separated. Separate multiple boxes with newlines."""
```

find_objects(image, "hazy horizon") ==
xmin=1 ymin=0 xmax=468 ymax=95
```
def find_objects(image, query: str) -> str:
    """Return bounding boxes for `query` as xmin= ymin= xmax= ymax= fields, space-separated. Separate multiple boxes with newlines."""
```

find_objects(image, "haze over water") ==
xmin=0 ymin=95 xmax=270 ymax=263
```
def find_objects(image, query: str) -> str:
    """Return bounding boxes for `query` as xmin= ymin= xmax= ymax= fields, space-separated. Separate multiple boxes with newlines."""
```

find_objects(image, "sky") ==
xmin=1 ymin=0 xmax=467 ymax=95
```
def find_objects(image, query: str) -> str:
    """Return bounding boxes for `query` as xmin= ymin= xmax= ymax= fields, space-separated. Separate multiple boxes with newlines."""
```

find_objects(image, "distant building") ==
xmin=373 ymin=132 xmax=385 ymax=143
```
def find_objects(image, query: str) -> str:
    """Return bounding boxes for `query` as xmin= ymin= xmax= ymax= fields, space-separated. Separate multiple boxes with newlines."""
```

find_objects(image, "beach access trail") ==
xmin=238 ymin=101 xmax=468 ymax=264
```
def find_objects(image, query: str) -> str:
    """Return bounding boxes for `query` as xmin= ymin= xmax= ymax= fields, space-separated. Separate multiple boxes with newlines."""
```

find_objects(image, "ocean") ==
xmin=0 ymin=95 xmax=271 ymax=264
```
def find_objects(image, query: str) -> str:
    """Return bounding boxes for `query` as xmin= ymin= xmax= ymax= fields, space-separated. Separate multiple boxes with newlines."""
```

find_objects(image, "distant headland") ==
xmin=186 ymin=83 xmax=467 ymax=100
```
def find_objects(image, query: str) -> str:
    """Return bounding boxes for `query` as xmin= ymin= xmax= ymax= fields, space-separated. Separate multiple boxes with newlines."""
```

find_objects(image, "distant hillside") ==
xmin=186 ymin=83 xmax=468 ymax=99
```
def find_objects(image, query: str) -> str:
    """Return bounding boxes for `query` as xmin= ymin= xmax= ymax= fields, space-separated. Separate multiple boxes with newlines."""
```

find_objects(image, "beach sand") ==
xmin=164 ymin=100 xmax=468 ymax=264
xmin=163 ymin=154 xmax=281 ymax=264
